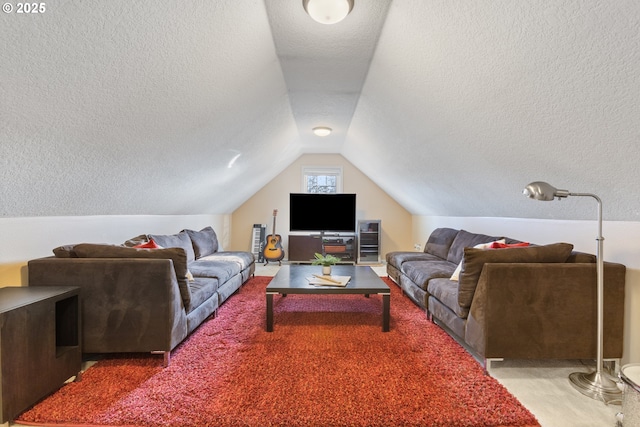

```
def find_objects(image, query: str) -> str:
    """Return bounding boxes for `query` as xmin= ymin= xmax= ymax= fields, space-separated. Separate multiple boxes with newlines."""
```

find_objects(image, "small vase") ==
xmin=322 ymin=265 xmax=331 ymax=275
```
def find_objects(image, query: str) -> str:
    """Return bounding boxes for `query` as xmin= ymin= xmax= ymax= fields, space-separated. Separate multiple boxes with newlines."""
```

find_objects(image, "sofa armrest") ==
xmin=27 ymin=257 xmax=188 ymax=354
xmin=466 ymin=262 xmax=625 ymax=360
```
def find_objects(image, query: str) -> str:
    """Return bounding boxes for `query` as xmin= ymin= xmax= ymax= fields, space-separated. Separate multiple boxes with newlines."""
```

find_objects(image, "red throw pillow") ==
xmin=489 ymin=241 xmax=530 ymax=249
xmin=134 ymin=239 xmax=162 ymax=249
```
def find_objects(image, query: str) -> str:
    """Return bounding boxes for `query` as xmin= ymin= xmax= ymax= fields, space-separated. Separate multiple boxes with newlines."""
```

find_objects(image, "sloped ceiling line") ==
xmin=1 ymin=1 xmax=639 ymax=220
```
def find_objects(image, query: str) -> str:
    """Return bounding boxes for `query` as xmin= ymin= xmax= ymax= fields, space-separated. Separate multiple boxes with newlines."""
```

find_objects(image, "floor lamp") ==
xmin=523 ymin=181 xmax=621 ymax=404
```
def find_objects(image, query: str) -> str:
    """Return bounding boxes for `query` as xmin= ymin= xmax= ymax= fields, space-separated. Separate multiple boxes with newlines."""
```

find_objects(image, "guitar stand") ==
xmin=264 ymin=260 xmax=282 ymax=266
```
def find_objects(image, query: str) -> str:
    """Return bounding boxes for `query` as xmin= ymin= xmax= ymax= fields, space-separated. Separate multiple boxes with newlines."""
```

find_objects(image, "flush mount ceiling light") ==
xmin=303 ymin=0 xmax=354 ymax=25
xmin=312 ymin=126 xmax=332 ymax=136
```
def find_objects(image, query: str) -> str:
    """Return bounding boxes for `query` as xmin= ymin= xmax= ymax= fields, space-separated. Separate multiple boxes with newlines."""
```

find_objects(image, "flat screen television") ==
xmin=289 ymin=193 xmax=356 ymax=232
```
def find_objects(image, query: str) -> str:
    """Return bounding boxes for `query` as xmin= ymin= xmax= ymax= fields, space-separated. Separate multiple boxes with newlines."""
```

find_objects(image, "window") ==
xmin=302 ymin=166 xmax=343 ymax=193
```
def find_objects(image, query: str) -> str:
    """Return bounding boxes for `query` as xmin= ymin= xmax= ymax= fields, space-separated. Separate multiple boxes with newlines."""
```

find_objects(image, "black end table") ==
xmin=0 ymin=286 xmax=81 ymax=423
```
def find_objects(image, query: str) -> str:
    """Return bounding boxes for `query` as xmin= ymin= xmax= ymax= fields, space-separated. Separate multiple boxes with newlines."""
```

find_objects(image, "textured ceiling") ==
xmin=1 ymin=0 xmax=639 ymax=221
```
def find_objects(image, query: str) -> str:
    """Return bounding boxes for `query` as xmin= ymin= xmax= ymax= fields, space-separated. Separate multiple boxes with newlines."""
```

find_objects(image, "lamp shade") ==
xmin=523 ymin=181 xmax=569 ymax=201
xmin=303 ymin=0 xmax=354 ymax=25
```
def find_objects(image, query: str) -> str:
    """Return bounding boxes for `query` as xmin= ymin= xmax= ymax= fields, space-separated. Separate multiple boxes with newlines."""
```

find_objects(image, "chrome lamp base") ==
xmin=569 ymin=370 xmax=622 ymax=405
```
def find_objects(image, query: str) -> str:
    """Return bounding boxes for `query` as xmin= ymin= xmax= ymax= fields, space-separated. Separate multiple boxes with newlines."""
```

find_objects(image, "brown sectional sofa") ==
xmin=28 ymin=226 xmax=254 ymax=366
xmin=386 ymin=227 xmax=626 ymax=366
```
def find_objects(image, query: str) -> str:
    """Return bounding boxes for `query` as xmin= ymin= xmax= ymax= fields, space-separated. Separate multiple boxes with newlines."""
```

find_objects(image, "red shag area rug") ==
xmin=17 ymin=276 xmax=539 ymax=427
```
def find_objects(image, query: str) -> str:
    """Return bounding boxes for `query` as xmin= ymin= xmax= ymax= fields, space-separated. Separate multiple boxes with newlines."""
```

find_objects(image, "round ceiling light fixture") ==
xmin=303 ymin=0 xmax=354 ymax=25
xmin=312 ymin=126 xmax=332 ymax=137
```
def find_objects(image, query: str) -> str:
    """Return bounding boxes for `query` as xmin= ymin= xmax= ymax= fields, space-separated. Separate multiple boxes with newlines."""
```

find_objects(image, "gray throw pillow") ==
xmin=184 ymin=226 xmax=219 ymax=259
xmin=72 ymin=243 xmax=189 ymax=280
xmin=425 ymin=228 xmax=460 ymax=259
xmin=446 ymin=229 xmax=502 ymax=265
xmin=148 ymin=231 xmax=196 ymax=263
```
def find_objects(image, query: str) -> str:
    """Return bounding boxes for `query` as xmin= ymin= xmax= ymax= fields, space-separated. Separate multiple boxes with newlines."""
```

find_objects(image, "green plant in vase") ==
xmin=312 ymin=253 xmax=341 ymax=275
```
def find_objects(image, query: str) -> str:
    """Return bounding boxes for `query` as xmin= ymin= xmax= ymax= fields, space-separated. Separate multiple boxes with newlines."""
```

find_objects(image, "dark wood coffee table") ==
xmin=266 ymin=265 xmax=390 ymax=332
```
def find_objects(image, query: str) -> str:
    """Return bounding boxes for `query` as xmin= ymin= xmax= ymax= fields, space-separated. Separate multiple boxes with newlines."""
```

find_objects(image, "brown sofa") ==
xmin=386 ymin=228 xmax=626 ymax=366
xmin=27 ymin=226 xmax=254 ymax=366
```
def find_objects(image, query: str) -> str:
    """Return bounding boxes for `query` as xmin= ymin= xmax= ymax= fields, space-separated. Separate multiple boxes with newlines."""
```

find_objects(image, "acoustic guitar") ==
xmin=263 ymin=209 xmax=284 ymax=265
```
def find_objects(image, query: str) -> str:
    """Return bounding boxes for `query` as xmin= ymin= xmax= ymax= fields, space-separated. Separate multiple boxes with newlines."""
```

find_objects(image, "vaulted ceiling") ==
xmin=2 ymin=0 xmax=639 ymax=221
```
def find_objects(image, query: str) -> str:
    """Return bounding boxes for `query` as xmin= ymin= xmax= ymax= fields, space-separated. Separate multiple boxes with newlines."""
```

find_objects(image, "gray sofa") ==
xmin=28 ymin=226 xmax=254 ymax=366
xmin=386 ymin=227 xmax=626 ymax=366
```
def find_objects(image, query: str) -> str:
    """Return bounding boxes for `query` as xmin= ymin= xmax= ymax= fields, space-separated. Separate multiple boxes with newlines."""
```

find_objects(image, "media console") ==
xmin=288 ymin=232 xmax=356 ymax=264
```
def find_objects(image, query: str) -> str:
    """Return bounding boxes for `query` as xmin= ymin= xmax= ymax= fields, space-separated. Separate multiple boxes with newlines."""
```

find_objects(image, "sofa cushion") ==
xmin=425 ymin=228 xmax=460 ymax=259
xmin=189 ymin=259 xmax=241 ymax=283
xmin=446 ymin=229 xmax=502 ymax=265
xmin=401 ymin=260 xmax=457 ymax=291
xmin=427 ymin=278 xmax=469 ymax=318
xmin=184 ymin=226 xmax=219 ymax=259
xmin=458 ymin=242 xmax=574 ymax=309
xmin=72 ymin=243 xmax=192 ymax=310
xmin=148 ymin=231 xmax=196 ymax=263
xmin=567 ymin=251 xmax=597 ymax=263
xmin=123 ymin=234 xmax=149 ymax=247
xmin=450 ymin=240 xmax=505 ymax=281
xmin=72 ymin=244 xmax=187 ymax=276
xmin=53 ymin=244 xmax=78 ymax=258
xmin=386 ymin=251 xmax=443 ymax=269
xmin=188 ymin=277 xmax=219 ymax=312
xmin=198 ymin=251 xmax=255 ymax=270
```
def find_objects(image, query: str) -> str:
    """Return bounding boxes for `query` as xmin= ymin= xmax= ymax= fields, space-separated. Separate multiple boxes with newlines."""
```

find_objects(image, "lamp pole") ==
xmin=523 ymin=182 xmax=621 ymax=404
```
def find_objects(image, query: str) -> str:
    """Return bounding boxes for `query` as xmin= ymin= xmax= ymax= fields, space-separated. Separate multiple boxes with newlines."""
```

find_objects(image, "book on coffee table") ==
xmin=306 ymin=275 xmax=351 ymax=287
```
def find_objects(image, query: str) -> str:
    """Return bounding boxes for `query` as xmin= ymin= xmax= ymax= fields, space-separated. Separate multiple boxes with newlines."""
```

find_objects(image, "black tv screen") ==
xmin=289 ymin=193 xmax=356 ymax=232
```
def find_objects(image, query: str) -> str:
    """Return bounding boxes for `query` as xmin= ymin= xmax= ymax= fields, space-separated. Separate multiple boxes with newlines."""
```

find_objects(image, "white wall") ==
xmin=0 ymin=214 xmax=230 ymax=286
xmin=413 ymin=215 xmax=640 ymax=365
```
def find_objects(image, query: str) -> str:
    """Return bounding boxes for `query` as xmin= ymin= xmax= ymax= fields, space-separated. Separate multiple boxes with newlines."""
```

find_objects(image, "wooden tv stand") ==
xmin=288 ymin=232 xmax=356 ymax=264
